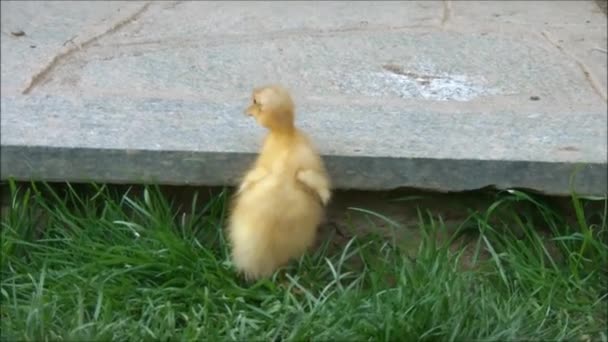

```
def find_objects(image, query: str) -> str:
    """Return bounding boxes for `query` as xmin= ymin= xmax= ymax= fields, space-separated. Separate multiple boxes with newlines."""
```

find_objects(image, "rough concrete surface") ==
xmin=1 ymin=1 xmax=607 ymax=195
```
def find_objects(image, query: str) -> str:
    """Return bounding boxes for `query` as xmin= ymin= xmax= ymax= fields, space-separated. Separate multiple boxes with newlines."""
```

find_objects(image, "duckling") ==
xmin=228 ymin=85 xmax=331 ymax=281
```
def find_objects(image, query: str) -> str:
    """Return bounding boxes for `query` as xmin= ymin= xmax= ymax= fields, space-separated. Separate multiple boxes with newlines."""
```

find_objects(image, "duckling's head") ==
xmin=245 ymin=85 xmax=295 ymax=132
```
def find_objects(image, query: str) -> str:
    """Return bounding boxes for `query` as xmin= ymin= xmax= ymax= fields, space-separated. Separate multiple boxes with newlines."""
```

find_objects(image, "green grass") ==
xmin=1 ymin=182 xmax=607 ymax=341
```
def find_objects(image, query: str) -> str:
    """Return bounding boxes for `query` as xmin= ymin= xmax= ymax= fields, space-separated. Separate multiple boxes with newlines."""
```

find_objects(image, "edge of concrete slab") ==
xmin=1 ymin=144 xmax=606 ymax=196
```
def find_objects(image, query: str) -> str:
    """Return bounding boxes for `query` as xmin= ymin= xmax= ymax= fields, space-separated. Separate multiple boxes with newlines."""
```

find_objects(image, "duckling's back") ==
xmin=228 ymin=130 xmax=326 ymax=280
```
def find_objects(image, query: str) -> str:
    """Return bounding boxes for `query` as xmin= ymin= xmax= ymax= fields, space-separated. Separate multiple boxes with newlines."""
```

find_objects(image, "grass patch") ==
xmin=1 ymin=182 xmax=607 ymax=341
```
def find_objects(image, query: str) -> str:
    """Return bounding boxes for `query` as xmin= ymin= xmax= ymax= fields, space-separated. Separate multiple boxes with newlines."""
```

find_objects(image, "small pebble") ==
xmin=530 ymin=96 xmax=540 ymax=101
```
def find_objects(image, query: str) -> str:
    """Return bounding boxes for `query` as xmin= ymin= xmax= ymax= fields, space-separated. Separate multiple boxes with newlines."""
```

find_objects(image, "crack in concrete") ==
xmin=124 ymin=26 xmax=427 ymax=47
xmin=164 ymin=1 xmax=184 ymax=10
xmin=592 ymin=47 xmax=607 ymax=54
xmin=21 ymin=2 xmax=152 ymax=95
xmin=75 ymin=23 xmax=439 ymax=61
xmin=441 ymin=0 xmax=452 ymax=28
xmin=540 ymin=30 xmax=607 ymax=102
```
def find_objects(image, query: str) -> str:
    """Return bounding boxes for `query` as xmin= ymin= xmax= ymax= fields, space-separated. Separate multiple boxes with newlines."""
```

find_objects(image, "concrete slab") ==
xmin=1 ymin=1 xmax=607 ymax=195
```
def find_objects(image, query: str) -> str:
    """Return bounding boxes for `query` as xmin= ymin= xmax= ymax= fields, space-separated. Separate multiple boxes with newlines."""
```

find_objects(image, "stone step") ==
xmin=1 ymin=1 xmax=606 ymax=196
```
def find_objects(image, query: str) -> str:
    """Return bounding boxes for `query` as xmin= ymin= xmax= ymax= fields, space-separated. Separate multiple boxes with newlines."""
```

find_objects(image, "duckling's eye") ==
xmin=253 ymin=98 xmax=257 ymax=105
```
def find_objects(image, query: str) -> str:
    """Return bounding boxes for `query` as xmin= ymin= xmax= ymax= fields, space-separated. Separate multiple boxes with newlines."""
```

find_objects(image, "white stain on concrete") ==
xmin=379 ymin=71 xmax=494 ymax=102
xmin=333 ymin=63 xmax=500 ymax=102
